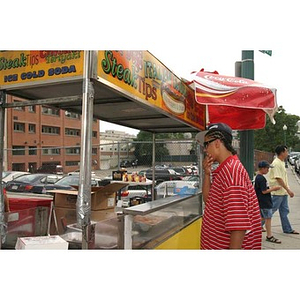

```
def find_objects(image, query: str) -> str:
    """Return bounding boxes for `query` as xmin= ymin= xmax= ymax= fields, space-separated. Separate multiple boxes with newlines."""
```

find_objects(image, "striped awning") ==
xmin=186 ymin=69 xmax=277 ymax=130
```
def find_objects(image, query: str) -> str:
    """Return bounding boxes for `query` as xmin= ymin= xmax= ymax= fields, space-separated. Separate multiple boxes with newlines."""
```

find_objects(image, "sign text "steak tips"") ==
xmin=101 ymin=50 xmax=158 ymax=101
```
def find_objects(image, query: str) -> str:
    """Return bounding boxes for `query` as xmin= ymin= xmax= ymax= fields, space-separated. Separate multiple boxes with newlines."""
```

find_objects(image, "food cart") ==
xmin=0 ymin=50 xmax=206 ymax=249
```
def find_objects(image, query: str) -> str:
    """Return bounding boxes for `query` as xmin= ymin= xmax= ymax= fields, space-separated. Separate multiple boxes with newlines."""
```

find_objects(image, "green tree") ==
xmin=254 ymin=106 xmax=300 ymax=152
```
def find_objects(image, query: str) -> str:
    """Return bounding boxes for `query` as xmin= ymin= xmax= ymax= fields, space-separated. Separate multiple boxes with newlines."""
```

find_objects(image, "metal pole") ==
xmin=238 ymin=50 xmax=255 ymax=179
xmin=0 ymin=91 xmax=7 ymax=248
xmin=77 ymin=51 xmax=95 ymax=249
xmin=283 ymin=125 xmax=288 ymax=168
xmin=124 ymin=214 xmax=133 ymax=249
xmin=118 ymin=141 xmax=120 ymax=169
xmin=283 ymin=124 xmax=287 ymax=145
xmin=152 ymin=133 xmax=155 ymax=200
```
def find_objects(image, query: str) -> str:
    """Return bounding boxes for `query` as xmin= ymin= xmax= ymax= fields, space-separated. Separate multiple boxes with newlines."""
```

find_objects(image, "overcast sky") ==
xmin=3 ymin=0 xmax=299 ymax=136
xmin=101 ymin=47 xmax=297 ymax=134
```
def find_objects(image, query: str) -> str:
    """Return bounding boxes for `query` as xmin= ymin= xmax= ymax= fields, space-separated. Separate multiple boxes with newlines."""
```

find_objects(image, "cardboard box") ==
xmin=51 ymin=182 xmax=128 ymax=210
xmin=15 ymin=235 xmax=68 ymax=250
xmin=51 ymin=207 xmax=116 ymax=235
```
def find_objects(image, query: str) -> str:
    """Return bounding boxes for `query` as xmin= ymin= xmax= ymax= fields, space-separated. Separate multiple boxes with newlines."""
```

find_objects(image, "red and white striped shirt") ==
xmin=201 ymin=155 xmax=262 ymax=249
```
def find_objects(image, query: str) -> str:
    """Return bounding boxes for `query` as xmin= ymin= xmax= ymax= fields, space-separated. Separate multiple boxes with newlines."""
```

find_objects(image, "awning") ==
xmin=186 ymin=69 xmax=277 ymax=130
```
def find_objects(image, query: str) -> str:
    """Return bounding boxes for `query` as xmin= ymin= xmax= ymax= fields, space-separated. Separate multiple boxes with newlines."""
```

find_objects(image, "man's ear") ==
xmin=215 ymin=139 xmax=221 ymax=149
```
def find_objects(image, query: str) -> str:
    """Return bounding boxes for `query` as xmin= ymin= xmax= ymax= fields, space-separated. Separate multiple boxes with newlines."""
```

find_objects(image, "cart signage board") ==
xmin=97 ymin=50 xmax=206 ymax=131
xmin=0 ymin=50 xmax=84 ymax=89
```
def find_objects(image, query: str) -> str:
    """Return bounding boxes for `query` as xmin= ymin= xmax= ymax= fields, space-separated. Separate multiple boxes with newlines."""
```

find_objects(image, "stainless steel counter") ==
xmin=123 ymin=193 xmax=202 ymax=249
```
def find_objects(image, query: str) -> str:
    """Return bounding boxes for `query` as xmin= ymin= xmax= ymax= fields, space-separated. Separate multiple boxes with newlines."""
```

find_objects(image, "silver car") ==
xmin=2 ymin=171 xmax=30 ymax=183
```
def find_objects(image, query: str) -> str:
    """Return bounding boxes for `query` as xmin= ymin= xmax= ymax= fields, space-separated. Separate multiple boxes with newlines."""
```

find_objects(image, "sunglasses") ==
xmin=203 ymin=138 xmax=218 ymax=149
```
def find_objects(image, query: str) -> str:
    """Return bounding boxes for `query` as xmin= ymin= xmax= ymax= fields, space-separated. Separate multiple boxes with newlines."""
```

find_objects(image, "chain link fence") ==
xmin=4 ymin=138 xmax=272 ymax=178
xmin=99 ymin=139 xmax=201 ymax=171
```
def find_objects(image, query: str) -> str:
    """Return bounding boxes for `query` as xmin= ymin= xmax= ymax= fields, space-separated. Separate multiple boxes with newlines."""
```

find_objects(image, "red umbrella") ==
xmin=186 ymin=69 xmax=277 ymax=130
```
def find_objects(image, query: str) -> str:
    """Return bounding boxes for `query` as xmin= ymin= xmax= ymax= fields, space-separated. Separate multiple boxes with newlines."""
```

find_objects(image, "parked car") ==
xmin=172 ymin=167 xmax=190 ymax=177
xmin=38 ymin=174 xmax=103 ymax=194
xmin=99 ymin=175 xmax=113 ymax=186
xmin=119 ymin=181 xmax=153 ymax=207
xmin=35 ymin=164 xmax=64 ymax=175
xmin=120 ymin=160 xmax=132 ymax=168
xmin=5 ymin=173 xmax=63 ymax=193
xmin=131 ymin=159 xmax=138 ymax=168
xmin=183 ymin=165 xmax=199 ymax=175
xmin=5 ymin=173 xmax=102 ymax=194
xmin=155 ymin=164 xmax=170 ymax=169
xmin=155 ymin=180 xmax=199 ymax=199
xmin=2 ymin=171 xmax=30 ymax=183
xmin=68 ymin=169 xmax=96 ymax=176
xmin=46 ymin=175 xmax=102 ymax=192
xmin=2 ymin=185 xmax=9 ymax=212
xmin=144 ymin=168 xmax=182 ymax=183
xmin=294 ymin=154 xmax=300 ymax=174
xmin=182 ymin=175 xmax=200 ymax=182
xmin=288 ymin=152 xmax=300 ymax=165
xmin=138 ymin=170 xmax=148 ymax=177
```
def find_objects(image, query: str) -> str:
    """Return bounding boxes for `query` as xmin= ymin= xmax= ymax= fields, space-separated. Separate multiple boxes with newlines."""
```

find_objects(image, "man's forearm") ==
xmin=202 ymin=174 xmax=211 ymax=203
xmin=276 ymin=178 xmax=289 ymax=191
xmin=229 ymin=230 xmax=246 ymax=249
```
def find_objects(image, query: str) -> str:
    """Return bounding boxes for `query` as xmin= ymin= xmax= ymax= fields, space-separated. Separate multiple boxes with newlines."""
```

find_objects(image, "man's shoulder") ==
xmin=272 ymin=157 xmax=283 ymax=165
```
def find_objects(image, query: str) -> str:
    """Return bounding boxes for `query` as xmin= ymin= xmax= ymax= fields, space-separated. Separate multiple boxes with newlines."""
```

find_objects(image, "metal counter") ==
xmin=123 ymin=193 xmax=202 ymax=249
xmin=56 ymin=192 xmax=202 ymax=249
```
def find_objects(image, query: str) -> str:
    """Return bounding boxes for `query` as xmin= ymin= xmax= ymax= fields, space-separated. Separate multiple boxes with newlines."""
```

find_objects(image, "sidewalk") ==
xmin=262 ymin=165 xmax=300 ymax=249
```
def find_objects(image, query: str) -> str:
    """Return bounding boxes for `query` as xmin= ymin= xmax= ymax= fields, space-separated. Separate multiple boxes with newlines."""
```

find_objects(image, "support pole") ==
xmin=124 ymin=214 xmax=133 ymax=249
xmin=0 ymin=91 xmax=7 ymax=248
xmin=77 ymin=51 xmax=95 ymax=249
xmin=152 ymin=133 xmax=156 ymax=199
xmin=238 ymin=50 xmax=255 ymax=179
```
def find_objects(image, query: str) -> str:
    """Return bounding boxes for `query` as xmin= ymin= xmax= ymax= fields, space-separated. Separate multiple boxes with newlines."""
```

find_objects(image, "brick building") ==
xmin=4 ymin=95 xmax=100 ymax=174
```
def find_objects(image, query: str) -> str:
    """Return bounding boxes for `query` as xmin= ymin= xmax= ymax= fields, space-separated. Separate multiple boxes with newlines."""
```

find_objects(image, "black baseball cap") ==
xmin=258 ymin=160 xmax=273 ymax=168
xmin=196 ymin=123 xmax=233 ymax=146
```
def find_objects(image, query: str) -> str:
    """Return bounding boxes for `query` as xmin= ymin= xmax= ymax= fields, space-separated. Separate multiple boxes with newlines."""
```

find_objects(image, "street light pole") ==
xmin=283 ymin=124 xmax=287 ymax=145
xmin=236 ymin=51 xmax=255 ymax=179
xmin=283 ymin=124 xmax=288 ymax=168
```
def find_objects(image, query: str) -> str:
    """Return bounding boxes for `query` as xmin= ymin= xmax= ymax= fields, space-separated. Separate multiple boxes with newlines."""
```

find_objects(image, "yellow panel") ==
xmin=155 ymin=218 xmax=202 ymax=250
xmin=97 ymin=51 xmax=206 ymax=131
xmin=0 ymin=51 xmax=84 ymax=87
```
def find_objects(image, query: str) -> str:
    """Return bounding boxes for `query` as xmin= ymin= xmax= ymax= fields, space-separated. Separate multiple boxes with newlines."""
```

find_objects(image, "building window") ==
xmin=92 ymin=147 xmax=97 ymax=155
xmin=66 ymin=147 xmax=80 ymax=155
xmin=13 ymin=100 xmax=25 ymax=111
xmin=65 ymin=128 xmax=81 ymax=136
xmin=14 ymin=122 xmax=25 ymax=132
xmin=42 ymin=126 xmax=60 ymax=135
xmin=92 ymin=131 xmax=97 ymax=138
xmin=28 ymin=106 xmax=36 ymax=113
xmin=65 ymin=111 xmax=80 ymax=119
xmin=42 ymin=147 xmax=61 ymax=155
xmin=28 ymin=124 xmax=36 ymax=133
xmin=42 ymin=106 xmax=60 ymax=116
xmin=12 ymin=146 xmax=25 ymax=155
xmin=12 ymin=163 xmax=26 ymax=171
xmin=29 ymin=147 xmax=37 ymax=155
xmin=66 ymin=161 xmax=80 ymax=166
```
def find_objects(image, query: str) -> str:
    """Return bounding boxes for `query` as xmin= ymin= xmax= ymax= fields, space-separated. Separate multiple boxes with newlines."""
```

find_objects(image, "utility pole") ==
xmin=235 ymin=50 xmax=254 ymax=179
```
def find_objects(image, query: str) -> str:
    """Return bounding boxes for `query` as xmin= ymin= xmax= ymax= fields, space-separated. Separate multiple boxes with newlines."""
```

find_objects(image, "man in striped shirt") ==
xmin=196 ymin=123 xmax=262 ymax=249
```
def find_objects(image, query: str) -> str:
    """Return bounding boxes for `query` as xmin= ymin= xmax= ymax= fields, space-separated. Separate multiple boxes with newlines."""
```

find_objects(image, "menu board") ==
xmin=97 ymin=50 xmax=206 ymax=130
